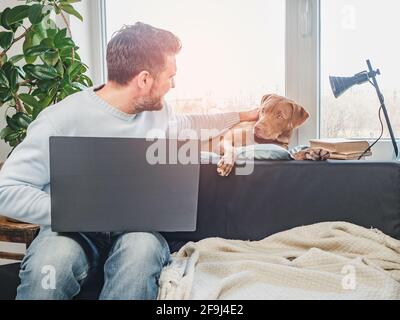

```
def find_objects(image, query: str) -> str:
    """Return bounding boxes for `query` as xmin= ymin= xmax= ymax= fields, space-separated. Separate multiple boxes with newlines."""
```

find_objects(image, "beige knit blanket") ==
xmin=158 ymin=222 xmax=400 ymax=300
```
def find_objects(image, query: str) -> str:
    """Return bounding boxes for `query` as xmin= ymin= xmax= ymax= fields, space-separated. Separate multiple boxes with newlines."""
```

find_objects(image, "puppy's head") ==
xmin=253 ymin=94 xmax=310 ymax=141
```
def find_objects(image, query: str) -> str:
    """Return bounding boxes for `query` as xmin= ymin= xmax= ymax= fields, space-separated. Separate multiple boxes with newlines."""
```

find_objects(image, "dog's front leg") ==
xmin=217 ymin=135 xmax=236 ymax=177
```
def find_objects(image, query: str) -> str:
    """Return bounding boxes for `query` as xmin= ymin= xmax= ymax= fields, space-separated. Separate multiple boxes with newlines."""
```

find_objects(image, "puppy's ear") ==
xmin=292 ymin=103 xmax=310 ymax=128
xmin=261 ymin=94 xmax=274 ymax=105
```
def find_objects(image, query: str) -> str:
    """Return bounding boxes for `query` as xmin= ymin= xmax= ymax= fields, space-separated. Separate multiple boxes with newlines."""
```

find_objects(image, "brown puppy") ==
xmin=202 ymin=94 xmax=330 ymax=176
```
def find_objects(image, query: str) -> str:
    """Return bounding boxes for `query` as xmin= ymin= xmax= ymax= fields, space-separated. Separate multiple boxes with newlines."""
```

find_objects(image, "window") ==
xmin=320 ymin=0 xmax=400 ymax=139
xmin=104 ymin=0 xmax=286 ymax=114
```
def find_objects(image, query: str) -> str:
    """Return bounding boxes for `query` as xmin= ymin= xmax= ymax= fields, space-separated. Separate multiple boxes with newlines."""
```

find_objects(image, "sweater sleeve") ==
xmin=0 ymin=112 xmax=56 ymax=226
xmin=166 ymin=103 xmax=240 ymax=141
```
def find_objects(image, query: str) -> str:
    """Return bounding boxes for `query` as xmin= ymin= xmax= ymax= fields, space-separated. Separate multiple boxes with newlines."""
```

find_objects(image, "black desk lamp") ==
xmin=329 ymin=59 xmax=398 ymax=159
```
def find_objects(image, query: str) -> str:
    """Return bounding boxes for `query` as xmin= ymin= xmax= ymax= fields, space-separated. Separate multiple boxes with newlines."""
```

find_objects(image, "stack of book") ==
xmin=309 ymin=139 xmax=372 ymax=160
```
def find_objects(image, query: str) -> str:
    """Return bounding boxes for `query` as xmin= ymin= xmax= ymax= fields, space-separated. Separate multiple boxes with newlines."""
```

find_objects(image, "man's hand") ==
xmin=239 ymin=108 xmax=260 ymax=122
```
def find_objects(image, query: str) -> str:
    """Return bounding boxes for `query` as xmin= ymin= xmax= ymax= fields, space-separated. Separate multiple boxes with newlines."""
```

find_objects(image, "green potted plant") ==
xmin=0 ymin=0 xmax=92 ymax=160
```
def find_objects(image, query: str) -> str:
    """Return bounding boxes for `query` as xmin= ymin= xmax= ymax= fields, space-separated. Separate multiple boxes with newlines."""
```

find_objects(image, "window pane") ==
xmin=320 ymin=0 xmax=400 ymax=139
xmin=105 ymin=0 xmax=285 ymax=113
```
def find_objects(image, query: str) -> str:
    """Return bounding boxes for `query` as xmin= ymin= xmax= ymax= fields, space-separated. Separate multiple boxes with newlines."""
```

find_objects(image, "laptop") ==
xmin=49 ymin=137 xmax=200 ymax=232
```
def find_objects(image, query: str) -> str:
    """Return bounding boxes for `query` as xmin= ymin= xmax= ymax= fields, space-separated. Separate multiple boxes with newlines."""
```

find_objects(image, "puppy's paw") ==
xmin=303 ymin=148 xmax=330 ymax=161
xmin=292 ymin=148 xmax=330 ymax=161
xmin=217 ymin=156 xmax=235 ymax=176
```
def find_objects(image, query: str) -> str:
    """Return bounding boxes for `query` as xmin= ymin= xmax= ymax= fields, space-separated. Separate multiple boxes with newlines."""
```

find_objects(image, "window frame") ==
xmin=320 ymin=0 xmax=397 ymax=159
xmin=87 ymin=0 xmax=396 ymax=160
xmin=286 ymin=0 xmax=320 ymax=147
xmin=289 ymin=0 xmax=395 ymax=159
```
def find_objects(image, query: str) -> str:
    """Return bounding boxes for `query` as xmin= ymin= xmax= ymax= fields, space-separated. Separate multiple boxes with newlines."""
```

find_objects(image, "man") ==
xmin=0 ymin=22 xmax=258 ymax=300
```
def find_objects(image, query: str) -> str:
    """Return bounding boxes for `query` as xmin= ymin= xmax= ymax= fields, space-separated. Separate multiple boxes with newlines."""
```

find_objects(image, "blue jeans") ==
xmin=16 ymin=227 xmax=171 ymax=300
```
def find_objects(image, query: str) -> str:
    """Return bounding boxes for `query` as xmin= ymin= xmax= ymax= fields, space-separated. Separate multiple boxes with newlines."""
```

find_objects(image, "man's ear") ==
xmin=291 ymin=103 xmax=310 ymax=128
xmin=261 ymin=94 xmax=274 ymax=105
xmin=137 ymin=71 xmax=153 ymax=89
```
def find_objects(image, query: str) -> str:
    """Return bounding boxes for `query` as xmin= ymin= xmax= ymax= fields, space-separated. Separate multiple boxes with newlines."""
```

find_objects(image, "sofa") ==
xmin=1 ymin=160 xmax=399 ymax=299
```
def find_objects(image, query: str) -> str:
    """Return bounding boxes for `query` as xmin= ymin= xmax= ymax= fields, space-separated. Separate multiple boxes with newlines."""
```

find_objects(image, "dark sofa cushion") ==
xmin=163 ymin=161 xmax=400 ymax=242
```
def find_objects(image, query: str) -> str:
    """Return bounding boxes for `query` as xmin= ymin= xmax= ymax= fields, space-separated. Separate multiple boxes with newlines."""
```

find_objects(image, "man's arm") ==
xmin=0 ymin=113 xmax=56 ymax=225
xmin=167 ymin=104 xmax=259 ymax=140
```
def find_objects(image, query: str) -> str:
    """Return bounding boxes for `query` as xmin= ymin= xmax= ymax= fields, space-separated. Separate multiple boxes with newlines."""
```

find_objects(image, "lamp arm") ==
xmin=368 ymin=78 xmax=399 ymax=158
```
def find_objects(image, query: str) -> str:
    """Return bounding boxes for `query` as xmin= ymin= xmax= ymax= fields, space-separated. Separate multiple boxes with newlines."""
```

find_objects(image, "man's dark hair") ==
xmin=106 ymin=22 xmax=181 ymax=85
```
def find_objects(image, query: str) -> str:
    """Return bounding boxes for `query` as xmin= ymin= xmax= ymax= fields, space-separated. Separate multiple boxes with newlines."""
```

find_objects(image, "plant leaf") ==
xmin=9 ymin=54 xmax=24 ymax=64
xmin=0 ymin=127 xmax=13 ymax=140
xmin=3 ymin=62 xmax=18 ymax=91
xmin=0 ymin=31 xmax=14 ymax=50
xmin=23 ymin=104 xmax=33 ymax=114
xmin=46 ymin=28 xmax=58 ymax=40
xmin=40 ymin=37 xmax=54 ymax=48
xmin=31 ymin=18 xmax=48 ymax=41
xmin=5 ymin=132 xmax=21 ymax=144
xmin=15 ymin=112 xmax=32 ymax=129
xmin=6 ymin=5 xmax=30 ymax=25
xmin=0 ymin=8 xmax=12 ymax=30
xmin=41 ymin=49 xmax=60 ymax=66
xmin=6 ymin=115 xmax=19 ymax=131
xmin=23 ymin=64 xmax=59 ymax=80
xmin=28 ymin=4 xmax=44 ymax=24
xmin=67 ymin=60 xmax=82 ymax=78
xmin=79 ymin=74 xmax=93 ymax=87
xmin=15 ymin=66 xmax=25 ymax=80
xmin=54 ymin=37 xmax=75 ymax=50
xmin=23 ymin=31 xmax=41 ymax=64
xmin=60 ymin=0 xmax=82 ymax=3
xmin=0 ymin=87 xmax=12 ymax=103
xmin=71 ymin=81 xmax=87 ymax=91
xmin=32 ymin=104 xmax=43 ymax=120
xmin=54 ymin=60 xmax=64 ymax=77
xmin=24 ymin=44 xmax=51 ymax=57
xmin=0 ymin=69 xmax=9 ymax=87
xmin=60 ymin=4 xmax=83 ymax=21
xmin=37 ymin=79 xmax=57 ymax=92
xmin=19 ymin=93 xmax=39 ymax=109
xmin=37 ymin=94 xmax=53 ymax=108
xmin=54 ymin=28 xmax=67 ymax=44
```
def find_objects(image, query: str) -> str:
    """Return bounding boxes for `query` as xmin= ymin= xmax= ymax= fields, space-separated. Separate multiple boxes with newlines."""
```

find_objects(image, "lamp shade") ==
xmin=329 ymin=72 xmax=370 ymax=98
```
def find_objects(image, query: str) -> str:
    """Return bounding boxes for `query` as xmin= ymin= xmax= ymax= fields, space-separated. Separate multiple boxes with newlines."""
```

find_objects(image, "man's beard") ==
xmin=134 ymin=94 xmax=164 ymax=113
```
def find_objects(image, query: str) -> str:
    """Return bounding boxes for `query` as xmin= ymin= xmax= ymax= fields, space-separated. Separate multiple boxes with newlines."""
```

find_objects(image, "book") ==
xmin=309 ymin=139 xmax=370 ymax=154
xmin=329 ymin=151 xmax=372 ymax=160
